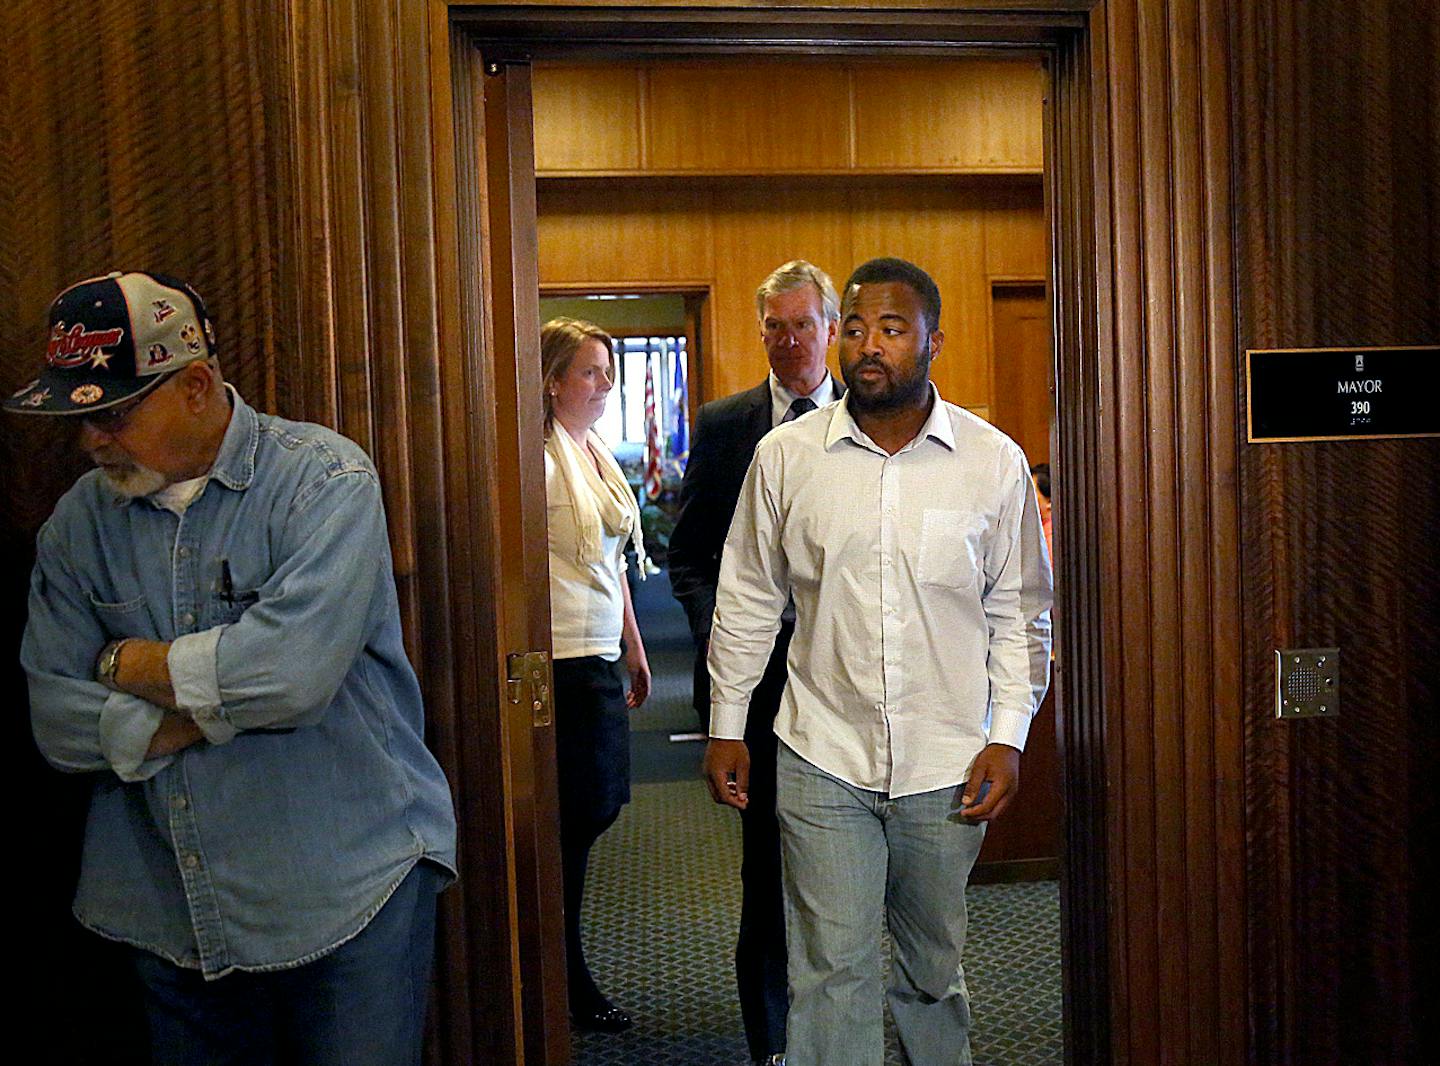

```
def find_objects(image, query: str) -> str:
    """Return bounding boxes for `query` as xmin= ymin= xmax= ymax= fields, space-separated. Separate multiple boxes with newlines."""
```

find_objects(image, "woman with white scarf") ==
xmin=541 ymin=318 xmax=652 ymax=1034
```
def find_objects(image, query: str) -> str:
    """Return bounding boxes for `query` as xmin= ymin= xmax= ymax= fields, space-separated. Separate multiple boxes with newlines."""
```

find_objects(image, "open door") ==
xmin=449 ymin=41 xmax=570 ymax=1066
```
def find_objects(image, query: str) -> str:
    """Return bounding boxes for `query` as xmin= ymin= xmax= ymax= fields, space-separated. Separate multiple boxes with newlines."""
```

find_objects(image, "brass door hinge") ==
xmin=507 ymin=650 xmax=553 ymax=728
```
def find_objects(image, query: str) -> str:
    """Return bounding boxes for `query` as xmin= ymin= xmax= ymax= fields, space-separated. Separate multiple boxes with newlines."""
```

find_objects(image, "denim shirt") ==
xmin=23 ymin=391 xmax=457 ymax=979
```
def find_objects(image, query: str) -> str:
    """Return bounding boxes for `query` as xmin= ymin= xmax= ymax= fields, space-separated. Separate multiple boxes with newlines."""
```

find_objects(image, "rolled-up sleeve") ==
xmin=167 ymin=627 xmax=236 ymax=744
xmin=23 ymin=523 xmax=169 ymax=779
xmin=167 ymin=468 xmax=388 ymax=737
xmin=98 ymin=693 xmax=173 ymax=781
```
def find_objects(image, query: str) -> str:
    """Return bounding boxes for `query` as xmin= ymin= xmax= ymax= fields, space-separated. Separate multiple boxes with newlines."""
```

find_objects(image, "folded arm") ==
xmin=24 ymin=526 xmax=178 ymax=781
xmin=163 ymin=469 xmax=390 ymax=742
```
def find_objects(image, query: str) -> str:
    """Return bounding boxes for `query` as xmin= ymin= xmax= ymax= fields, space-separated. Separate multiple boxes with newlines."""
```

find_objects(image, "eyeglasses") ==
xmin=79 ymin=374 xmax=175 ymax=433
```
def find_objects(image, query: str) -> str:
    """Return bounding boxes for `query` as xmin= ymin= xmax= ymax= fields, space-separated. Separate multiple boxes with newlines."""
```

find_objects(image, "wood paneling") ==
xmin=533 ymin=56 xmax=1044 ymax=175
xmin=851 ymin=58 xmax=1046 ymax=171
xmin=984 ymin=185 xmax=1052 ymax=278
xmin=647 ymin=61 xmax=853 ymax=171
xmin=1049 ymin=1 xmax=1246 ymax=1061
xmin=537 ymin=176 xmax=1046 ymax=407
xmin=1233 ymin=3 xmax=1440 ymax=1063
xmin=989 ymin=283 xmax=1051 ymax=466
xmin=531 ymin=63 xmax=642 ymax=172
xmin=283 ymin=7 xmax=552 ymax=1061
xmin=537 ymin=179 xmax=715 ymax=285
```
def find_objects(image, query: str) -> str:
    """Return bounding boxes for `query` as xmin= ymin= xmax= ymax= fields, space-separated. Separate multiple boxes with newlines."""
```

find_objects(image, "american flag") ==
xmin=668 ymin=342 xmax=688 ymax=475
xmin=643 ymin=353 xmax=663 ymax=500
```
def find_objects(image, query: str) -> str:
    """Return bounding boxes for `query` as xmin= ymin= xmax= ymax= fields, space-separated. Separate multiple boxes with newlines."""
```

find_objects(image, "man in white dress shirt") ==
xmin=704 ymin=257 xmax=1053 ymax=1066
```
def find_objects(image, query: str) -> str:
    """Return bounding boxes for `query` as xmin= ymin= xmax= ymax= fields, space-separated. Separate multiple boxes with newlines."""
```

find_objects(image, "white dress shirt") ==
xmin=768 ymin=370 xmax=837 ymax=428
xmin=707 ymin=386 xmax=1053 ymax=797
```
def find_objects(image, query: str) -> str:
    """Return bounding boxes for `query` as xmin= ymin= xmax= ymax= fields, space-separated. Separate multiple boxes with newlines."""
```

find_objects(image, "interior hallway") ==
xmin=571 ymin=569 xmax=1063 ymax=1065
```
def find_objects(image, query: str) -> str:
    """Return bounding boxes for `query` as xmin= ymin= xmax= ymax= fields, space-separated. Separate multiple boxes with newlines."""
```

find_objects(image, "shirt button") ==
xmin=185 ymin=854 xmax=200 ymax=869
xmin=181 ymin=612 xmax=196 ymax=627
xmin=177 ymin=546 xmax=191 ymax=559
xmin=172 ymin=796 xmax=188 ymax=811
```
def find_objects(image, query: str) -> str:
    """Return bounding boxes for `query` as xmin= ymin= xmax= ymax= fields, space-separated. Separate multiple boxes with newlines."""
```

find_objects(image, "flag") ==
xmin=643 ymin=352 xmax=663 ymax=500
xmin=668 ymin=342 xmax=689 ymax=474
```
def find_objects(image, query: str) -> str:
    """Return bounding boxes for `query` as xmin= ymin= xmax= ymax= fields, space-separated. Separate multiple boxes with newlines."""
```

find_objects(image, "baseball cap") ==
xmin=4 ymin=271 xmax=217 ymax=416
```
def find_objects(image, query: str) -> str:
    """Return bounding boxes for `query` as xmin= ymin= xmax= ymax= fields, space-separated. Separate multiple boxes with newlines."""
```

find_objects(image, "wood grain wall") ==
xmin=1054 ymin=2 xmax=1247 ymax=1061
xmin=533 ymin=58 xmax=1045 ymax=176
xmin=537 ymin=177 xmax=1047 ymax=409
xmin=1233 ymin=2 xmax=1440 ymax=1063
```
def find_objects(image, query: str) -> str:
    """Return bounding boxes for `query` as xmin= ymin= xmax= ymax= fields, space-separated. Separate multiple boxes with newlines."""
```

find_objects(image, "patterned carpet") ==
xmin=572 ymin=569 xmax=1064 ymax=1065
xmin=573 ymin=776 xmax=1062 ymax=1066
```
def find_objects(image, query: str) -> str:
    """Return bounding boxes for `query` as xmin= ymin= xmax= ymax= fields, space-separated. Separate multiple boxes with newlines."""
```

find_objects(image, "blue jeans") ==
xmin=131 ymin=861 xmax=443 ymax=1066
xmin=776 ymin=743 xmax=986 ymax=1066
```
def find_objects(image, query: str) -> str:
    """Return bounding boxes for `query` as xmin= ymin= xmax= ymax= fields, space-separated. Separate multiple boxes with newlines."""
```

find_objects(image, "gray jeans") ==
xmin=776 ymin=742 xmax=987 ymax=1066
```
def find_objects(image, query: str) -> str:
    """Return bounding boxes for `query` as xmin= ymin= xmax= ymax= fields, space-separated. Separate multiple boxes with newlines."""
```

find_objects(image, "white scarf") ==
xmin=545 ymin=426 xmax=649 ymax=578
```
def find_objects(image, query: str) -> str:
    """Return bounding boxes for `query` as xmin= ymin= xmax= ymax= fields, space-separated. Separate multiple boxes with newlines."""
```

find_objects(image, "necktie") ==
xmin=783 ymin=396 xmax=817 ymax=423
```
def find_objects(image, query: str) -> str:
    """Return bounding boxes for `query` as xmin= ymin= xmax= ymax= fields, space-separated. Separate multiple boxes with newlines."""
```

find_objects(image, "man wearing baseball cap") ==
xmin=10 ymin=272 xmax=457 ymax=1065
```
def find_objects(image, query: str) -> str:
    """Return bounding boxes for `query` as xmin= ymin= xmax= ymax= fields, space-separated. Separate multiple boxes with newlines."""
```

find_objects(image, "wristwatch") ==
xmin=96 ymin=639 xmax=130 ymax=692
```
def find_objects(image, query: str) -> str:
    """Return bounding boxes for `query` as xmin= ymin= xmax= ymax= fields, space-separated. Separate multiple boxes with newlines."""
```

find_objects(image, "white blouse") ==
xmin=545 ymin=450 xmax=629 ymax=661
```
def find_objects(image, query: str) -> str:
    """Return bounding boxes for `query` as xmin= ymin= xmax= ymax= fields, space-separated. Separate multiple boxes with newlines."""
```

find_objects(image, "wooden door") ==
xmin=989 ymin=282 xmax=1053 ymax=468
xmin=976 ymin=281 xmax=1059 ymax=876
xmin=459 ymin=51 xmax=571 ymax=1065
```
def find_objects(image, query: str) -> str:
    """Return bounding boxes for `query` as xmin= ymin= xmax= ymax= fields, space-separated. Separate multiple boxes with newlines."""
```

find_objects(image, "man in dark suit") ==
xmin=669 ymin=260 xmax=843 ymax=1066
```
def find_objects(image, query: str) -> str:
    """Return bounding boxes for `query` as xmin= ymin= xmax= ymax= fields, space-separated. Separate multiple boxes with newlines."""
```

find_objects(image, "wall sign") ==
xmin=1246 ymin=345 xmax=1440 ymax=443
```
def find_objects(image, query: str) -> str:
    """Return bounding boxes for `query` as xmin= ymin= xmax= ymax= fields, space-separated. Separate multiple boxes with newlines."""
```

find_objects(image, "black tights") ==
xmin=560 ymin=809 xmax=620 ymax=1012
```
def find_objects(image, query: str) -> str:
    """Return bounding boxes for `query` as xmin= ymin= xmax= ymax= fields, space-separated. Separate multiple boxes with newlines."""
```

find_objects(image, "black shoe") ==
xmin=752 ymin=1056 xmax=785 ymax=1066
xmin=571 ymin=1001 xmax=633 ymax=1033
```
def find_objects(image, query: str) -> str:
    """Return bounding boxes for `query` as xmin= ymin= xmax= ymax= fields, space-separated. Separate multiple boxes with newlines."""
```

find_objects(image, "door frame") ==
xmin=452 ymin=11 xmax=1106 ymax=1064
xmin=538 ymin=281 xmax=712 ymax=415
xmin=435 ymin=3 xmax=1246 ymax=1065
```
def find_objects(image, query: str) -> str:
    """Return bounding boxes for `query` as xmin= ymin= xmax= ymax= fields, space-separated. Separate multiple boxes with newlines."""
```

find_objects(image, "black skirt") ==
xmin=552 ymin=655 xmax=631 ymax=828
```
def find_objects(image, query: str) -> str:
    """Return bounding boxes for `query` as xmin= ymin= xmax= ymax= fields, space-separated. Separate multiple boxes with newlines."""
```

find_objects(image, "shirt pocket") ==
xmin=88 ymin=592 xmax=150 ymax=639
xmin=916 ymin=509 xmax=984 ymax=590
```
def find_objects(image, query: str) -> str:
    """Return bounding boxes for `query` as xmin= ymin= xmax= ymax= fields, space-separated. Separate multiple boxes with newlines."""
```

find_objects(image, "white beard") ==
xmin=98 ymin=460 xmax=167 ymax=498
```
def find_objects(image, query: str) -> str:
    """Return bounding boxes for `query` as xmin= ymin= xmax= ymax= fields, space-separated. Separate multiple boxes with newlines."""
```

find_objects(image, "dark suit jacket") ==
xmin=668 ymin=376 xmax=843 ymax=718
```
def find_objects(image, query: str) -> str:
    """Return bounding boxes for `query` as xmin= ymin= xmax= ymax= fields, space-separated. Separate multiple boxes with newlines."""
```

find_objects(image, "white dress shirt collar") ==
xmin=826 ymin=383 xmax=956 ymax=456
xmin=769 ymin=370 xmax=836 ymax=428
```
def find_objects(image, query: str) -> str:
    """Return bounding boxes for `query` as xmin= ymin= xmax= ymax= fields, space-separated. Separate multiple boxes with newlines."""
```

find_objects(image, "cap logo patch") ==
xmin=147 ymin=343 xmax=172 ymax=367
xmin=179 ymin=323 xmax=203 ymax=355
xmin=70 ymin=384 xmax=104 ymax=405
xmin=152 ymin=299 xmax=177 ymax=324
xmin=20 ymin=388 xmax=51 ymax=408
xmin=48 ymin=323 xmax=125 ymax=368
